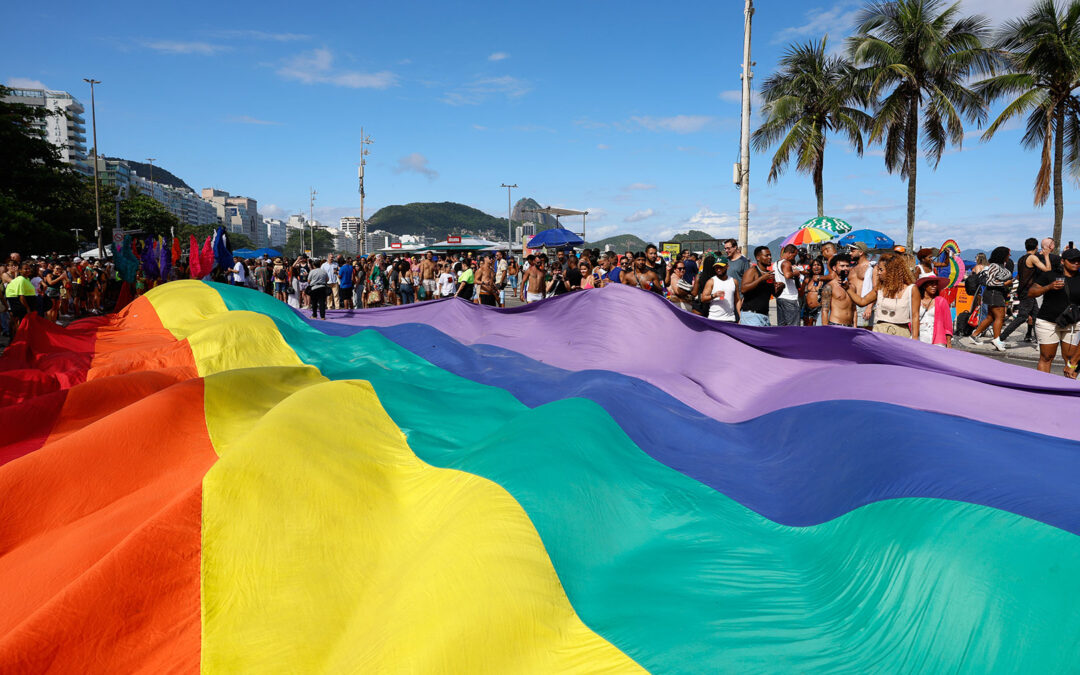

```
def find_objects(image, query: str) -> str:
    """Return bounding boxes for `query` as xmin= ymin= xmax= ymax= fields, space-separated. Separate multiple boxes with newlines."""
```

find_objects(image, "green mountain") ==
xmin=105 ymin=157 xmax=193 ymax=192
xmin=512 ymin=197 xmax=559 ymax=230
xmin=366 ymin=201 xmax=507 ymax=240
xmin=672 ymin=229 xmax=719 ymax=242
xmin=587 ymin=233 xmax=652 ymax=251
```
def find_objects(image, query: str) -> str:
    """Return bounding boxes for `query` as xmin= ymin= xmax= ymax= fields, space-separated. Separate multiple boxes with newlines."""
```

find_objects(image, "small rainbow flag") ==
xmin=2 ymin=281 xmax=1079 ymax=671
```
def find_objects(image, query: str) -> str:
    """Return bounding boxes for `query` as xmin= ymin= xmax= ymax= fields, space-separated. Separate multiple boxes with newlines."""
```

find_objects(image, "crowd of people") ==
xmin=4 ymin=234 xmax=1078 ymax=377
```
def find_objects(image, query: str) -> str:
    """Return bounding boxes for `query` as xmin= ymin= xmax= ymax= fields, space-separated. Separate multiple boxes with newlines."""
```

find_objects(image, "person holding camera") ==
xmin=1028 ymin=247 xmax=1080 ymax=377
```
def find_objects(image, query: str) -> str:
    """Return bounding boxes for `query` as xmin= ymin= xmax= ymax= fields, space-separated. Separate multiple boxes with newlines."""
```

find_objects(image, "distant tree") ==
xmin=285 ymin=227 xmax=334 ymax=258
xmin=976 ymin=0 xmax=1080 ymax=244
xmin=0 ymin=85 xmax=94 ymax=255
xmin=849 ymin=0 xmax=993 ymax=248
xmin=752 ymin=37 xmax=871 ymax=218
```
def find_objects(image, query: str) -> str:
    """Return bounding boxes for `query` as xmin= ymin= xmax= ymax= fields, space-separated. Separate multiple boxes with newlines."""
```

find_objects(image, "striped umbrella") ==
xmin=802 ymin=216 xmax=853 ymax=236
xmin=781 ymin=226 xmax=835 ymax=248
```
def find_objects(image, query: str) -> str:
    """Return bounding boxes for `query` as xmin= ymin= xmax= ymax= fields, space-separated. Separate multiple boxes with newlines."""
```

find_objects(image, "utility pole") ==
xmin=146 ymin=157 xmax=156 ymax=187
xmin=309 ymin=187 xmax=317 ymax=256
xmin=359 ymin=128 xmax=373 ymax=255
xmin=501 ymin=183 xmax=517 ymax=255
xmin=737 ymin=0 xmax=754 ymax=252
xmin=70 ymin=228 xmax=84 ymax=257
xmin=83 ymin=78 xmax=103 ymax=258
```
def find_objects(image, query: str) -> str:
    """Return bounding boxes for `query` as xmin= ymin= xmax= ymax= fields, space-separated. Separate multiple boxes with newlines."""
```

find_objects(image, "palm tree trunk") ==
xmin=814 ymin=153 xmax=824 ymax=218
xmin=1054 ymin=103 xmax=1065 ymax=244
xmin=905 ymin=97 xmax=918 ymax=249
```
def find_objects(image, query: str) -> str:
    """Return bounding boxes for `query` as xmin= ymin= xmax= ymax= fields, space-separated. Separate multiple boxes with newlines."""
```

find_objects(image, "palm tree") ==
xmin=849 ymin=0 xmax=993 ymax=248
xmin=752 ymin=37 xmax=872 ymax=218
xmin=976 ymin=0 xmax=1080 ymax=244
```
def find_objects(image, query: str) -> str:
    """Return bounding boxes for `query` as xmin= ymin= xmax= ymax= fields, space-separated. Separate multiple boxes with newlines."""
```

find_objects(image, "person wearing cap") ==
xmin=1028 ymin=247 xmax=1080 ymax=377
xmin=701 ymin=256 xmax=740 ymax=322
xmin=916 ymin=275 xmax=953 ymax=347
xmin=773 ymin=244 xmax=802 ymax=326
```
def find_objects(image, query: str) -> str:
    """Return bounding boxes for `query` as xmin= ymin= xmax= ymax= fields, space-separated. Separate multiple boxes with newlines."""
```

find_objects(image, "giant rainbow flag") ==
xmin=2 ymin=281 xmax=1079 ymax=672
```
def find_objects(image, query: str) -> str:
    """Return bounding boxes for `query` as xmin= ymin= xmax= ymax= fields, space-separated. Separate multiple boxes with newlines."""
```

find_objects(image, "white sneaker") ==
xmin=963 ymin=335 xmax=981 ymax=346
xmin=991 ymin=338 xmax=1006 ymax=352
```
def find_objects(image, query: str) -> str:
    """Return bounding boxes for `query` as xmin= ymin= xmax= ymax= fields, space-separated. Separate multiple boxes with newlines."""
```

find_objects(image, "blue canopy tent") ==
xmin=252 ymin=247 xmax=283 ymax=258
xmin=837 ymin=229 xmax=895 ymax=250
xmin=528 ymin=227 xmax=585 ymax=250
xmin=232 ymin=248 xmax=257 ymax=259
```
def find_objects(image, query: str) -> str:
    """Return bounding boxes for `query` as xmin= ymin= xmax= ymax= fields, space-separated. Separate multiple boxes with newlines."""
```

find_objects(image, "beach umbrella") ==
xmin=802 ymin=216 xmax=853 ymax=236
xmin=837 ymin=229 xmax=894 ymax=250
xmin=781 ymin=226 xmax=834 ymax=248
xmin=528 ymin=227 xmax=584 ymax=249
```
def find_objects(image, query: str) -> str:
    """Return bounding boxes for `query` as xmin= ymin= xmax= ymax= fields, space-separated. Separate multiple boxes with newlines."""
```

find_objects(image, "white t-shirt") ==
xmin=438 ymin=272 xmax=456 ymax=297
xmin=707 ymin=276 xmax=737 ymax=322
xmin=232 ymin=262 xmax=247 ymax=283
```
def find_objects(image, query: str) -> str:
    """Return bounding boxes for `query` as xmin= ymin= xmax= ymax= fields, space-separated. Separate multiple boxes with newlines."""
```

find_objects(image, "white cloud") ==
xmin=394 ymin=152 xmax=439 ymax=180
xmin=442 ymin=75 xmax=531 ymax=105
xmin=472 ymin=124 xmax=488 ymax=131
xmin=141 ymin=40 xmax=226 ymax=55
xmin=488 ymin=52 xmax=509 ymax=61
xmin=773 ymin=2 xmax=860 ymax=44
xmin=632 ymin=115 xmax=716 ymax=134
xmin=686 ymin=207 xmax=736 ymax=230
xmin=228 ymin=115 xmax=282 ymax=126
xmin=625 ymin=182 xmax=656 ymax=191
xmin=278 ymin=48 xmax=397 ymax=89
xmin=625 ymin=208 xmax=656 ymax=223
xmin=215 ymin=30 xmax=310 ymax=41
xmin=588 ymin=224 xmax=618 ymax=239
xmin=262 ymin=204 xmax=289 ymax=219
xmin=5 ymin=77 xmax=47 ymax=89
xmin=596 ymin=143 xmax=610 ymax=150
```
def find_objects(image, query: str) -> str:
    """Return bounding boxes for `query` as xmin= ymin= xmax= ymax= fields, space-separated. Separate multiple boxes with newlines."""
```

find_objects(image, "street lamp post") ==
xmin=83 ymin=78 xmax=102 ymax=258
xmin=501 ymin=183 xmax=516 ymax=256
xmin=309 ymin=187 xmax=317 ymax=255
xmin=359 ymin=129 xmax=373 ymax=255
xmin=146 ymin=157 xmax=156 ymax=187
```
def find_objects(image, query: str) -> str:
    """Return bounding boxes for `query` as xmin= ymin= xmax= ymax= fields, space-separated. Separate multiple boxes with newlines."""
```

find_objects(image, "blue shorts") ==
xmin=740 ymin=311 xmax=770 ymax=327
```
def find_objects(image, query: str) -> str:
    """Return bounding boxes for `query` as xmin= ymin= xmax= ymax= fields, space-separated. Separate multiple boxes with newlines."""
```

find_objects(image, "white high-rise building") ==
xmin=2 ymin=87 xmax=87 ymax=164
xmin=202 ymin=188 xmax=264 ymax=247
xmin=130 ymin=172 xmax=218 ymax=227
xmin=264 ymin=218 xmax=287 ymax=248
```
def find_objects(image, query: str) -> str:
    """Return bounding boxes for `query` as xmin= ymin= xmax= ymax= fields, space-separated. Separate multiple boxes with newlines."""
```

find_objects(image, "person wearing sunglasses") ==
xmin=668 ymin=262 xmax=694 ymax=311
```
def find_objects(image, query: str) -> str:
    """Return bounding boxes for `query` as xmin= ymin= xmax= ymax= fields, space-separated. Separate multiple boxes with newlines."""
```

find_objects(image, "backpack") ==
xmin=964 ymin=270 xmax=986 ymax=295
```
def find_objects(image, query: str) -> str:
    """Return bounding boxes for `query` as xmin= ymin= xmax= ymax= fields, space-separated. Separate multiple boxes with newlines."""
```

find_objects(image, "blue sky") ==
xmin=4 ymin=0 xmax=1075 ymax=249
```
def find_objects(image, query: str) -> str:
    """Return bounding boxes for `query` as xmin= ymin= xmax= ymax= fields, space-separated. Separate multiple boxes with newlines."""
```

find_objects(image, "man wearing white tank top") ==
xmin=701 ymin=257 xmax=741 ymax=322
xmin=774 ymin=244 xmax=802 ymax=326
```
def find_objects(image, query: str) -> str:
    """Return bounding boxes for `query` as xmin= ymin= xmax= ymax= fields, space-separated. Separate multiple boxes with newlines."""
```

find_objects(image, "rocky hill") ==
xmin=105 ymin=157 xmax=193 ymax=192
xmin=512 ymin=197 xmax=559 ymax=230
xmin=587 ymin=233 xmax=652 ymax=251
xmin=367 ymin=202 xmax=508 ymax=240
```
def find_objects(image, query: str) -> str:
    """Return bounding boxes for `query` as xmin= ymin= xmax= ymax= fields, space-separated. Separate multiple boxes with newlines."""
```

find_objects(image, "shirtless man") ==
xmin=621 ymin=252 xmax=663 ymax=294
xmin=849 ymin=242 xmax=874 ymax=328
xmin=419 ymin=252 xmax=437 ymax=301
xmin=821 ymin=253 xmax=857 ymax=327
xmin=476 ymin=256 xmax=498 ymax=306
xmin=524 ymin=254 xmax=547 ymax=303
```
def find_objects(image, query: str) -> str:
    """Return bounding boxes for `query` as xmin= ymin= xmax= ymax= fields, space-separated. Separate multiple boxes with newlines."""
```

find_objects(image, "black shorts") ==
xmin=983 ymin=288 xmax=1008 ymax=308
xmin=479 ymin=294 xmax=497 ymax=306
